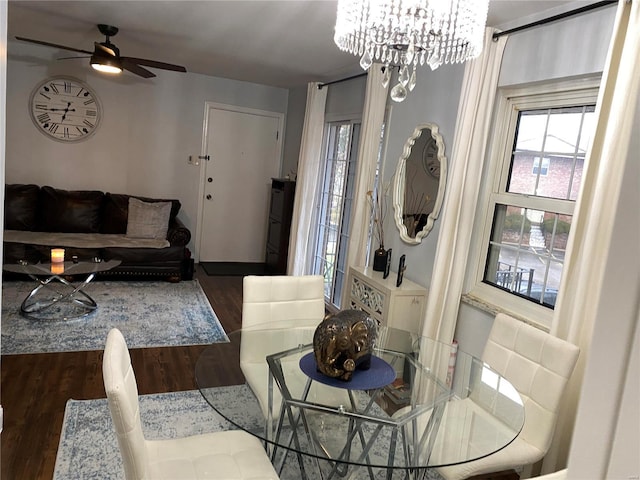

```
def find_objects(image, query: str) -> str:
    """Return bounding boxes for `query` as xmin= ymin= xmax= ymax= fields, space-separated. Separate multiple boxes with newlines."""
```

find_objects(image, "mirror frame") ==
xmin=392 ymin=123 xmax=447 ymax=245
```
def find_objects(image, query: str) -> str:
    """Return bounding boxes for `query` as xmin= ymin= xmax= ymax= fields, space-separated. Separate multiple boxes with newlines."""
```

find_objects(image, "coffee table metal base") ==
xmin=21 ymin=272 xmax=99 ymax=321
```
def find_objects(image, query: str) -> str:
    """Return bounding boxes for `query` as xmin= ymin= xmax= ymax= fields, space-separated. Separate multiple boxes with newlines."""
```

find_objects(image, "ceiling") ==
xmin=7 ymin=1 xmax=589 ymax=89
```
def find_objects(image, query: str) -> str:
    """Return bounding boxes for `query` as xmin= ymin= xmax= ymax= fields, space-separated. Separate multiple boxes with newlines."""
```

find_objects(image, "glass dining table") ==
xmin=195 ymin=323 xmax=524 ymax=480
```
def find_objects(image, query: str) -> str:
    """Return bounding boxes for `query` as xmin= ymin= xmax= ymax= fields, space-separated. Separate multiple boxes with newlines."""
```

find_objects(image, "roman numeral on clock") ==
xmin=50 ymin=83 xmax=59 ymax=94
xmin=64 ymin=82 xmax=71 ymax=93
xmin=37 ymin=113 xmax=51 ymax=123
xmin=83 ymin=119 xmax=95 ymax=128
xmin=48 ymin=123 xmax=59 ymax=133
xmin=83 ymin=98 xmax=95 ymax=106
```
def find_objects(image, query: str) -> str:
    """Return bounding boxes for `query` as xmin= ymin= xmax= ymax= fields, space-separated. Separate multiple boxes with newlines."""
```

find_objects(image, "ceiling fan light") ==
xmin=90 ymin=55 xmax=122 ymax=74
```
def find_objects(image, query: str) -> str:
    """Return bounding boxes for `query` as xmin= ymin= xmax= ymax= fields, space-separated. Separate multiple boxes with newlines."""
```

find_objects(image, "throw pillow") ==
xmin=126 ymin=198 xmax=172 ymax=239
xmin=102 ymin=193 xmax=181 ymax=234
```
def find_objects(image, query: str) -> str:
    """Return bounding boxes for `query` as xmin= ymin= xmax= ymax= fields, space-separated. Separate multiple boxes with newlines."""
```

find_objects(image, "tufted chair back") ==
xmin=103 ymin=328 xmax=149 ymax=480
xmin=437 ymin=314 xmax=580 ymax=480
xmin=240 ymin=275 xmax=345 ymax=418
xmin=482 ymin=313 xmax=580 ymax=454
xmin=241 ymin=274 xmax=325 ymax=329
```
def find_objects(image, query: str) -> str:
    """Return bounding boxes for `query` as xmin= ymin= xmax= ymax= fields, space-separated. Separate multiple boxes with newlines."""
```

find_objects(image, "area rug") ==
xmin=1 ymin=280 xmax=228 ymax=355
xmin=54 ymin=387 xmax=299 ymax=480
xmin=54 ymin=386 xmax=443 ymax=480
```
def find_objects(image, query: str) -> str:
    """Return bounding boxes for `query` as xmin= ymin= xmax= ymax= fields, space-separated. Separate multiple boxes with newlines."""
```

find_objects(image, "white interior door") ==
xmin=199 ymin=107 xmax=281 ymax=263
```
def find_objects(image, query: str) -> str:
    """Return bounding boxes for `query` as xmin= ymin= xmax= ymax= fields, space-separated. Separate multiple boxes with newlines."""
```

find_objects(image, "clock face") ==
xmin=422 ymin=138 xmax=440 ymax=179
xmin=29 ymin=76 xmax=102 ymax=142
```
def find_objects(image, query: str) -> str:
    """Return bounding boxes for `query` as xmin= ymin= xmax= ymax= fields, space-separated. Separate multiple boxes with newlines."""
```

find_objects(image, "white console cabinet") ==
xmin=346 ymin=266 xmax=428 ymax=334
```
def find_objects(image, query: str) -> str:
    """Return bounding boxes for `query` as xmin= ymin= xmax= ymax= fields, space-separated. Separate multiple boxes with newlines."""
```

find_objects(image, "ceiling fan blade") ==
xmin=15 ymin=36 xmax=93 ymax=55
xmin=121 ymin=59 xmax=156 ymax=78
xmin=122 ymin=57 xmax=186 ymax=73
xmin=57 ymin=56 xmax=91 ymax=60
xmin=94 ymin=42 xmax=117 ymax=57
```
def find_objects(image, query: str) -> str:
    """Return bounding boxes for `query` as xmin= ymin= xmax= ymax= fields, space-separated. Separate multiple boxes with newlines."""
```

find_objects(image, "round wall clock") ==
xmin=29 ymin=76 xmax=102 ymax=142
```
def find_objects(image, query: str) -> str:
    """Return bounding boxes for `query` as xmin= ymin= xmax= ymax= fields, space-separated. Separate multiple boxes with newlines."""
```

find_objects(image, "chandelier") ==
xmin=334 ymin=0 xmax=489 ymax=102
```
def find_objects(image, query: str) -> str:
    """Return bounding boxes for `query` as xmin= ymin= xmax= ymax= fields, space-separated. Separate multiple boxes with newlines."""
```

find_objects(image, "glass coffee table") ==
xmin=3 ymin=259 xmax=121 ymax=321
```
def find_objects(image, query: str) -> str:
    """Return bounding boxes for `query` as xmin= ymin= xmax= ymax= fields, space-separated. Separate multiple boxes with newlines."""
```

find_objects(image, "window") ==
xmin=312 ymin=120 xmax=360 ymax=309
xmin=471 ymin=83 xmax=598 ymax=322
xmin=532 ymin=157 xmax=550 ymax=176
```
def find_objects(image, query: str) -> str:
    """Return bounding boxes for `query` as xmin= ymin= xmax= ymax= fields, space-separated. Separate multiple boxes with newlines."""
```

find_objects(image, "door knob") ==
xmin=206 ymin=194 xmax=212 ymax=200
xmin=207 ymin=177 xmax=213 ymax=183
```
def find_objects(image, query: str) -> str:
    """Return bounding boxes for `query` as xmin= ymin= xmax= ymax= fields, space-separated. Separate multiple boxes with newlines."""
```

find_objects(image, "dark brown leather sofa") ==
xmin=3 ymin=184 xmax=193 ymax=281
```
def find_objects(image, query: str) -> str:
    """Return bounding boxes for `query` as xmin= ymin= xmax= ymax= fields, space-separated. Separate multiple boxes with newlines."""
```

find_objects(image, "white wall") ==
xmin=325 ymin=75 xmax=366 ymax=120
xmin=5 ymin=40 xmax=289 ymax=252
xmin=282 ymin=85 xmax=306 ymax=178
xmin=380 ymin=64 xmax=464 ymax=288
xmin=498 ymin=6 xmax=616 ymax=88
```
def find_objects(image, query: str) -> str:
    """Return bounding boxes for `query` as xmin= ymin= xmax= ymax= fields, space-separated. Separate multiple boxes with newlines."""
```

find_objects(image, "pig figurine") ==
xmin=313 ymin=309 xmax=378 ymax=381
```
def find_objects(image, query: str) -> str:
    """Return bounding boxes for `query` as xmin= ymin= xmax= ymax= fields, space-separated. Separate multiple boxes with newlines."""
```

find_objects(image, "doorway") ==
xmin=197 ymin=103 xmax=283 ymax=264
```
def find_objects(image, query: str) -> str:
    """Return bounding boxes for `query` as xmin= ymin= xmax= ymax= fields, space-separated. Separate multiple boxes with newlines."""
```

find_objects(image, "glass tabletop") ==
xmin=3 ymin=259 xmax=121 ymax=276
xmin=195 ymin=323 xmax=524 ymax=473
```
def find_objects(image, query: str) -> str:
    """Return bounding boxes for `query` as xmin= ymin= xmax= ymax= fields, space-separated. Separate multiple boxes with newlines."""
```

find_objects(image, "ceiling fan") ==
xmin=16 ymin=24 xmax=187 ymax=78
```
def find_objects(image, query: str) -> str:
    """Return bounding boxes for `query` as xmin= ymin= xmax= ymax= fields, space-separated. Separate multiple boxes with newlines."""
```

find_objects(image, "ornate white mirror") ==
xmin=392 ymin=123 xmax=447 ymax=244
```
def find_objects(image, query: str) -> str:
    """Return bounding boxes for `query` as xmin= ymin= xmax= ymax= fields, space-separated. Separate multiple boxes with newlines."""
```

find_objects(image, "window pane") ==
xmin=508 ymin=106 xmax=595 ymax=200
xmin=484 ymin=204 xmax=572 ymax=308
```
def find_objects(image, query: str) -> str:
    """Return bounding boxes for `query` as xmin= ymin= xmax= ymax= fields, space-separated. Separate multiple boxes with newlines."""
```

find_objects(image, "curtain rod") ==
xmin=318 ymin=72 xmax=368 ymax=90
xmin=493 ymin=0 xmax=617 ymax=39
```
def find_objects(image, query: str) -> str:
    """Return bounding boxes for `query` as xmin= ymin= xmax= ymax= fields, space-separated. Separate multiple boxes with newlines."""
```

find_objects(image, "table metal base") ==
xmin=20 ymin=272 xmax=99 ymax=321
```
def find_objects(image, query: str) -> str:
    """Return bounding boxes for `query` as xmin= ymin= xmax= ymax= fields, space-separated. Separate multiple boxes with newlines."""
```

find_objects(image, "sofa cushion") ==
xmin=126 ymin=198 xmax=172 ymax=239
xmin=102 ymin=193 xmax=181 ymax=234
xmin=4 ymin=184 xmax=40 ymax=231
xmin=40 ymin=186 xmax=105 ymax=233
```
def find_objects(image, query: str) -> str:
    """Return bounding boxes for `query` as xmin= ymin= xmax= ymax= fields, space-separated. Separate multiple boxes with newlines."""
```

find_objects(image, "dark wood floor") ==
xmin=0 ymin=266 xmax=244 ymax=480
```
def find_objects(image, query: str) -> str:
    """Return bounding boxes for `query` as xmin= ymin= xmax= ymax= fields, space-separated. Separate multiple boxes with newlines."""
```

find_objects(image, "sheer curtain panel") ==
xmin=287 ymin=83 xmax=327 ymax=275
xmin=421 ymin=29 xmax=507 ymax=343
xmin=544 ymin=0 xmax=640 ymax=473
xmin=344 ymin=65 xmax=389 ymax=276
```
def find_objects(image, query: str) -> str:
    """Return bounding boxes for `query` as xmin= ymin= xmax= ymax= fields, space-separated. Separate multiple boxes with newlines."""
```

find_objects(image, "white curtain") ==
xmin=544 ymin=0 xmax=640 ymax=472
xmin=421 ymin=28 xmax=507 ymax=343
xmin=287 ymin=83 xmax=327 ymax=275
xmin=345 ymin=65 xmax=389 ymax=273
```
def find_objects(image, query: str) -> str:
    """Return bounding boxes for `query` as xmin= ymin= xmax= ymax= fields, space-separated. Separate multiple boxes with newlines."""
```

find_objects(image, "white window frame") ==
xmin=465 ymin=78 xmax=600 ymax=329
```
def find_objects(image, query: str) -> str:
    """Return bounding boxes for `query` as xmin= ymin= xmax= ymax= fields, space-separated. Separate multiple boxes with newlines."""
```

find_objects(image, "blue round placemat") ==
xmin=299 ymin=352 xmax=396 ymax=390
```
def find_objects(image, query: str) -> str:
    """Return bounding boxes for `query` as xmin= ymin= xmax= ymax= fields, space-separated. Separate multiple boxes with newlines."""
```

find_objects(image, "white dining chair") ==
xmin=240 ymin=274 xmax=348 ymax=418
xmin=103 ymin=328 xmax=279 ymax=480
xmin=436 ymin=314 xmax=580 ymax=480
